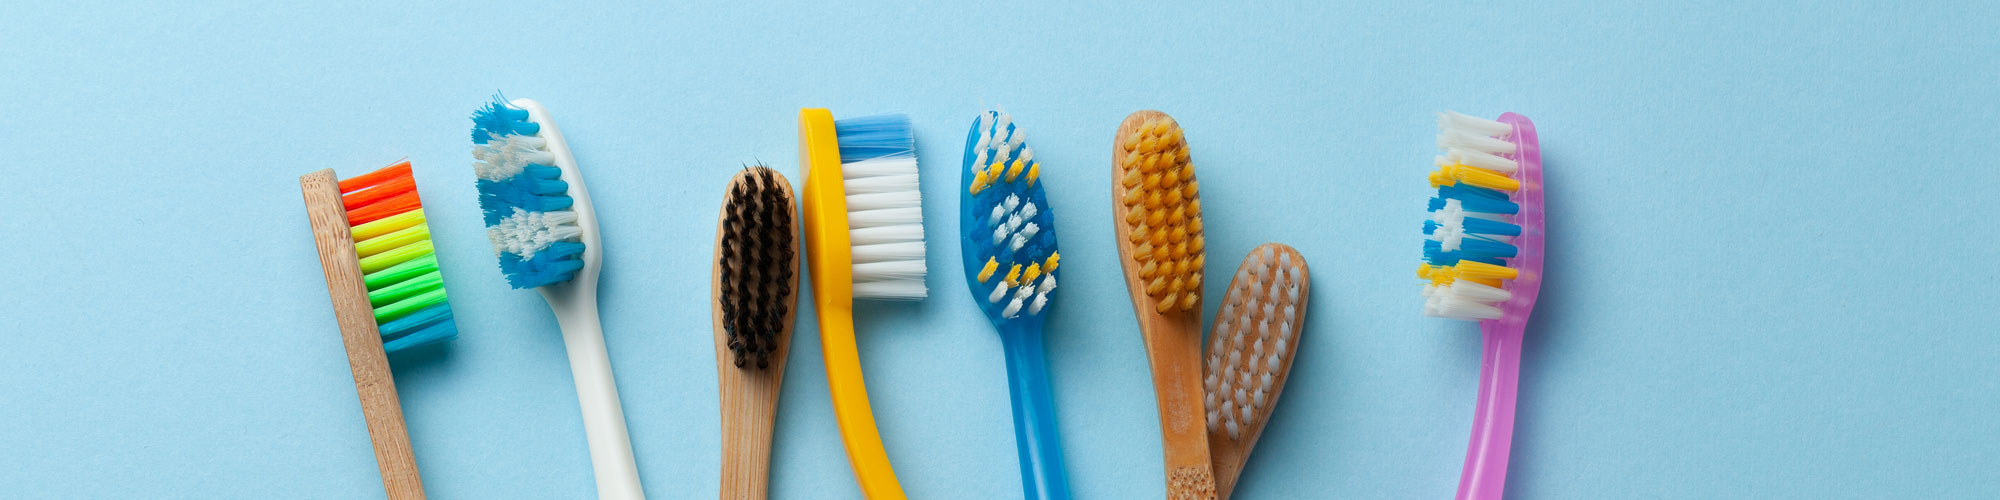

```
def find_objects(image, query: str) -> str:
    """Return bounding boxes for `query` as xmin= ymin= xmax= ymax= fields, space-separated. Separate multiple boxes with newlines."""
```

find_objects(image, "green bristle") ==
xmin=369 ymin=271 xmax=445 ymax=308
xmin=375 ymin=287 xmax=449 ymax=324
xmin=364 ymin=254 xmax=439 ymax=290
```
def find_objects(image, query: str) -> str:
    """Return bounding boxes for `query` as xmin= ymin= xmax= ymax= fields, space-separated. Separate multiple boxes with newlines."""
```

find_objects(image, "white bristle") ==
xmin=1202 ymin=246 xmax=1309 ymax=443
xmin=989 ymin=282 xmax=1009 ymax=303
xmin=1028 ymin=293 xmax=1048 ymax=315
xmin=487 ymin=208 xmax=581 ymax=258
xmin=842 ymin=157 xmax=919 ymax=178
xmin=844 ymin=174 xmax=920 ymax=194
xmin=989 ymin=205 xmax=1007 ymax=228
xmin=472 ymin=135 xmax=554 ymax=181
xmin=1001 ymin=297 xmax=1023 ymax=319
xmin=847 ymin=207 xmax=922 ymax=228
xmin=1436 ymin=148 xmax=1519 ymax=174
xmin=1438 ymin=129 xmax=1517 ymax=155
xmin=1440 ymin=111 xmax=1512 ymax=138
xmin=851 ymin=242 xmax=926 ymax=263
xmin=1036 ymin=274 xmax=1056 ymax=293
xmin=850 ymin=225 xmax=923 ymax=246
xmin=847 ymin=191 xmax=923 ymax=211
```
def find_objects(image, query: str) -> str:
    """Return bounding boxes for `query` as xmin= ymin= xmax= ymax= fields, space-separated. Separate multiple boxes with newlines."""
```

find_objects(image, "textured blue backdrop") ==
xmin=3 ymin=1 xmax=1996 ymax=499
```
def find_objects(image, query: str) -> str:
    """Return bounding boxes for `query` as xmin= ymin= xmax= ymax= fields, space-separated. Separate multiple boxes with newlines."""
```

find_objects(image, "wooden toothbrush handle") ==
xmin=716 ymin=368 xmax=782 ymax=500
xmin=301 ymin=169 xmax=426 ymax=500
xmin=1138 ymin=312 xmax=1218 ymax=500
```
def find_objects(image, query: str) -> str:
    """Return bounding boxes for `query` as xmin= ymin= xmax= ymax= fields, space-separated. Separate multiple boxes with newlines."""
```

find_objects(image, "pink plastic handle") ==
xmin=1456 ymin=112 xmax=1544 ymax=500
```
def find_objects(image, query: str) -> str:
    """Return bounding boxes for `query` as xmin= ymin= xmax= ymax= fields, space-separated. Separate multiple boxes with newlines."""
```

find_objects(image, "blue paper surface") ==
xmin=1 ymin=2 xmax=1995 ymax=498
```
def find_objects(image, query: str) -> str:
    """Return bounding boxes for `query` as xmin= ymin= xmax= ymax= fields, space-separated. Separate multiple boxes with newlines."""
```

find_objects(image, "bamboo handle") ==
xmin=301 ymin=169 xmax=426 ymax=500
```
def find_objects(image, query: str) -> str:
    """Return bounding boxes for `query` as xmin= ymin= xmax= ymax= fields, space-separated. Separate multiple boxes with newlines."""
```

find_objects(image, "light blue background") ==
xmin=3 ymin=1 xmax=1995 ymax=499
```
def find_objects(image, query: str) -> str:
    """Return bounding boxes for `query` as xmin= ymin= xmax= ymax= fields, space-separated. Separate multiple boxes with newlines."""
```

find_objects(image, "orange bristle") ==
xmin=338 ymin=161 xmax=412 ymax=193
xmin=342 ymin=174 xmax=416 ymax=211
xmin=347 ymin=190 xmax=422 ymax=226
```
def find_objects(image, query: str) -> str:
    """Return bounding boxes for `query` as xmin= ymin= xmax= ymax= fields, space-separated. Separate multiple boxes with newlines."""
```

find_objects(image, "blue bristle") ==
xmin=472 ymin=95 xmax=587 ymax=289
xmin=1462 ymin=217 xmax=1521 ymax=236
xmin=470 ymin=98 xmax=539 ymax=144
xmin=380 ymin=303 xmax=453 ymax=344
xmin=383 ymin=320 xmax=457 ymax=353
xmin=1433 ymin=184 xmax=1520 ymax=215
xmin=835 ymin=114 xmax=914 ymax=161
xmin=499 ymin=242 xmax=587 ymax=288
xmin=475 ymin=166 xmax=573 ymax=224
xmin=1423 ymin=242 xmax=1506 ymax=266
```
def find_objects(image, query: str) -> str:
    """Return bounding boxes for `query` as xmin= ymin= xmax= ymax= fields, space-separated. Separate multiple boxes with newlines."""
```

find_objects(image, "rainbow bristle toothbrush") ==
xmin=798 ymin=108 xmax=928 ymax=499
xmin=471 ymin=97 xmax=645 ymax=499
xmin=958 ymin=110 xmax=1071 ymax=500
xmin=300 ymin=160 xmax=460 ymax=500
xmin=1420 ymin=111 xmax=1544 ymax=500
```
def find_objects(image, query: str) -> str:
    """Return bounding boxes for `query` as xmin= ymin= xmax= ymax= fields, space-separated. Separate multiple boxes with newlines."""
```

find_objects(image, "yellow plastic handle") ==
xmin=799 ymin=108 xmax=908 ymax=500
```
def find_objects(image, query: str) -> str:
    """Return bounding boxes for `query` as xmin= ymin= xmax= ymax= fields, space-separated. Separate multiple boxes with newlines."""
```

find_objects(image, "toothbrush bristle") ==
xmin=1422 ymin=111 xmax=1523 ymax=321
xmin=470 ymin=96 xmax=584 ymax=289
xmin=835 ymin=114 xmax=927 ymax=300
xmin=1202 ymin=244 xmax=1307 ymax=441
xmin=961 ymin=111 xmax=1059 ymax=323
xmin=1116 ymin=112 xmax=1204 ymax=314
xmin=340 ymin=161 xmax=458 ymax=352
xmin=718 ymin=167 xmax=797 ymax=370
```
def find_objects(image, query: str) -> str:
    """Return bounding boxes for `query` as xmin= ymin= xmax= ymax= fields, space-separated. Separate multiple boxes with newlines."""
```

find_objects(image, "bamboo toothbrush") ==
xmin=1202 ymin=243 xmax=1310 ymax=500
xmin=1110 ymin=110 xmax=1216 ymax=500
xmin=300 ymin=160 xmax=461 ymax=500
xmin=797 ymin=108 xmax=928 ymax=499
xmin=1420 ymin=111 xmax=1545 ymax=500
xmin=471 ymin=97 xmax=645 ymax=499
xmin=712 ymin=166 xmax=801 ymax=500
xmin=958 ymin=110 xmax=1072 ymax=500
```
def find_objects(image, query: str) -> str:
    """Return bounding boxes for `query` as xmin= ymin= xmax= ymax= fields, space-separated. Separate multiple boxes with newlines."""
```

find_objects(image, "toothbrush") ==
xmin=471 ymin=97 xmax=645 ymax=500
xmin=1110 ymin=110 xmax=1217 ymax=500
xmin=1420 ymin=111 xmax=1545 ymax=500
xmin=1202 ymin=243 xmax=1309 ymax=500
xmin=797 ymin=108 xmax=929 ymax=499
xmin=958 ymin=110 xmax=1072 ymax=500
xmin=299 ymin=160 xmax=461 ymax=500
xmin=711 ymin=166 xmax=801 ymax=500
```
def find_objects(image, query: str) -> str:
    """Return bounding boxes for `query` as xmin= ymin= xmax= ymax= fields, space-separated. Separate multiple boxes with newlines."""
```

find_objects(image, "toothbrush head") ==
xmin=1202 ymin=243 xmax=1308 ymax=497
xmin=1420 ymin=111 xmax=1544 ymax=323
xmin=470 ymin=96 xmax=593 ymax=289
xmin=715 ymin=166 xmax=800 ymax=370
xmin=1113 ymin=111 xmax=1204 ymax=316
xmin=959 ymin=110 xmax=1059 ymax=327
xmin=338 ymin=161 xmax=460 ymax=352
xmin=833 ymin=113 xmax=929 ymax=301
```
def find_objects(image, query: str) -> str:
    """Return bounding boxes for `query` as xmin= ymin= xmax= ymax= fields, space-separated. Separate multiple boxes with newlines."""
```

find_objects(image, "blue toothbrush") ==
xmin=959 ymin=110 xmax=1071 ymax=500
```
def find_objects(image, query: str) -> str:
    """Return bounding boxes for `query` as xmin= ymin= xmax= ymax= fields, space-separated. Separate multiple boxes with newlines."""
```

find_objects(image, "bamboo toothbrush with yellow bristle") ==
xmin=711 ymin=166 xmax=801 ymax=500
xmin=1202 ymin=243 xmax=1310 ymax=500
xmin=1111 ymin=110 xmax=1216 ymax=500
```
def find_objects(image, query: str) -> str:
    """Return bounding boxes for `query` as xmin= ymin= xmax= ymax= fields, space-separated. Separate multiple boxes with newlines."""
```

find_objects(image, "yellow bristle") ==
xmin=1023 ymin=263 xmax=1042 ymax=283
xmin=970 ymin=170 xmax=991 ymax=194
xmin=1043 ymin=252 xmax=1060 ymax=272
xmin=350 ymin=209 xmax=425 ymax=241
xmin=1454 ymin=260 xmax=1518 ymax=281
xmin=354 ymin=224 xmax=430 ymax=258
xmin=1026 ymin=163 xmax=1040 ymax=187
xmin=1432 ymin=164 xmax=1520 ymax=191
xmin=1006 ymin=159 xmax=1025 ymax=182
xmin=977 ymin=257 xmax=998 ymax=283
xmin=1115 ymin=115 xmax=1204 ymax=312
xmin=1005 ymin=264 xmax=1023 ymax=286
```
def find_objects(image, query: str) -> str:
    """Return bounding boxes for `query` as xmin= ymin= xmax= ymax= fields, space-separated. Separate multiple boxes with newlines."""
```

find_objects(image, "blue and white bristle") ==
xmin=965 ymin=110 xmax=1058 ymax=321
xmin=471 ymin=97 xmax=586 ymax=289
xmin=836 ymin=114 xmax=929 ymax=300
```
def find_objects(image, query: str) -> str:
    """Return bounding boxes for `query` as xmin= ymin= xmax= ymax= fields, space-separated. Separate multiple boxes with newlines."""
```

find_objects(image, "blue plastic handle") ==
xmin=998 ymin=321 xmax=1072 ymax=500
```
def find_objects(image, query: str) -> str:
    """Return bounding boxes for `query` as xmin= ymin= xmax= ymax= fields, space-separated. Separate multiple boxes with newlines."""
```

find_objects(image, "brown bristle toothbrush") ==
xmin=711 ymin=166 xmax=801 ymax=500
xmin=1203 ymin=243 xmax=1310 ymax=500
xmin=1111 ymin=110 xmax=1216 ymax=500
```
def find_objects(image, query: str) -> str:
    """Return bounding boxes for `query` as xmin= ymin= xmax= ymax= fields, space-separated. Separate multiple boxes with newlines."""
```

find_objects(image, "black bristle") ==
xmin=718 ymin=166 xmax=796 ymax=371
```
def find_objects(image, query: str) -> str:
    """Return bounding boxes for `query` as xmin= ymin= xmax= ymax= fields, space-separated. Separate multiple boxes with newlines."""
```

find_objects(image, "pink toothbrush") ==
xmin=1418 ymin=111 xmax=1543 ymax=500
